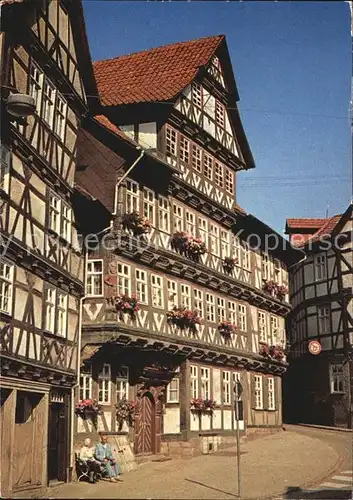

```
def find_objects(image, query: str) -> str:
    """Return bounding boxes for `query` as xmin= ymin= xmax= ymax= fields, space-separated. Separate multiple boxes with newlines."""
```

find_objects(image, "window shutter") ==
xmin=263 ymin=376 xmax=269 ymax=410
xmin=250 ymin=374 xmax=256 ymax=409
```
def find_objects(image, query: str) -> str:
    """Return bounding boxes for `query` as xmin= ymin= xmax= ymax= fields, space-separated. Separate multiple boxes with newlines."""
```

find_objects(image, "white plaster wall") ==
xmin=223 ymin=410 xmax=232 ymax=430
xmin=190 ymin=411 xmax=200 ymax=431
xmin=163 ymin=407 xmax=180 ymax=434
xmin=138 ymin=122 xmax=157 ymax=149
xmin=212 ymin=409 xmax=222 ymax=429
xmin=213 ymin=368 xmax=221 ymax=404
xmin=201 ymin=412 xmax=211 ymax=431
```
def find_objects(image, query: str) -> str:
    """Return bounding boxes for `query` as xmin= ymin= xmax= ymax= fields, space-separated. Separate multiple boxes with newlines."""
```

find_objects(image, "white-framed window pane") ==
xmin=210 ymin=224 xmax=220 ymax=256
xmin=258 ymin=311 xmax=267 ymax=343
xmin=318 ymin=306 xmax=330 ymax=334
xmin=222 ymin=371 xmax=231 ymax=405
xmin=204 ymin=153 xmax=213 ymax=180
xmin=233 ymin=236 xmax=241 ymax=263
xmin=191 ymin=82 xmax=202 ymax=108
xmin=167 ymin=378 xmax=179 ymax=403
xmin=268 ymin=377 xmax=275 ymax=410
xmin=214 ymin=162 xmax=223 ymax=188
xmin=80 ymin=365 xmax=92 ymax=400
xmin=61 ymin=202 xmax=71 ymax=243
xmin=198 ymin=218 xmax=208 ymax=243
xmin=190 ymin=365 xmax=198 ymax=398
xmin=238 ymin=304 xmax=247 ymax=331
xmin=221 ymin=230 xmax=230 ymax=259
xmin=86 ymin=260 xmax=103 ymax=296
xmin=215 ymin=100 xmax=225 ymax=127
xmin=117 ymin=263 xmax=131 ymax=296
xmin=166 ymin=126 xmax=177 ymax=156
xmin=167 ymin=280 xmax=178 ymax=310
xmin=143 ymin=187 xmax=155 ymax=225
xmin=98 ymin=364 xmax=111 ymax=404
xmin=217 ymin=297 xmax=226 ymax=323
xmin=43 ymin=80 xmax=55 ymax=127
xmin=151 ymin=274 xmax=164 ymax=308
xmin=126 ymin=179 xmax=139 ymax=213
xmin=201 ymin=367 xmax=210 ymax=400
xmin=315 ymin=255 xmax=327 ymax=280
xmin=225 ymin=169 xmax=234 ymax=195
xmin=270 ymin=316 xmax=279 ymax=344
xmin=49 ymin=193 xmax=61 ymax=234
xmin=45 ymin=287 xmax=56 ymax=333
xmin=330 ymin=364 xmax=344 ymax=393
xmin=192 ymin=144 xmax=202 ymax=172
xmin=180 ymin=284 xmax=191 ymax=309
xmin=173 ymin=204 xmax=184 ymax=232
xmin=158 ymin=197 xmax=170 ymax=233
xmin=136 ymin=269 xmax=148 ymax=304
xmin=185 ymin=211 xmax=196 ymax=237
xmin=57 ymin=292 xmax=67 ymax=337
xmin=0 ymin=143 xmax=11 ymax=194
xmin=54 ymin=94 xmax=66 ymax=140
xmin=242 ymin=241 xmax=251 ymax=270
xmin=254 ymin=375 xmax=263 ymax=409
xmin=228 ymin=301 xmax=237 ymax=325
xmin=0 ymin=261 xmax=14 ymax=314
xmin=206 ymin=293 xmax=215 ymax=323
xmin=116 ymin=366 xmax=129 ymax=401
xmin=29 ymin=62 xmax=42 ymax=114
xmin=180 ymin=136 xmax=190 ymax=163
xmin=194 ymin=289 xmax=204 ymax=318
xmin=262 ymin=253 xmax=269 ymax=281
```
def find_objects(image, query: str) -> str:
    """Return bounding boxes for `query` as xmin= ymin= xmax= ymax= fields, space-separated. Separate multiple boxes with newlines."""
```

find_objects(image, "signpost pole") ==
xmin=234 ymin=381 xmax=242 ymax=498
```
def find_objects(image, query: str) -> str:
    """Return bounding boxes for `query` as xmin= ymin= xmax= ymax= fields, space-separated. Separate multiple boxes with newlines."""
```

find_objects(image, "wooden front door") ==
xmin=135 ymin=394 xmax=155 ymax=455
xmin=48 ymin=402 xmax=67 ymax=481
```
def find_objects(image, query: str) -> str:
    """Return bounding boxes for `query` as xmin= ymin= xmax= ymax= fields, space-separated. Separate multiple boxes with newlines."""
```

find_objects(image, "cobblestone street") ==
xmin=46 ymin=427 xmax=351 ymax=499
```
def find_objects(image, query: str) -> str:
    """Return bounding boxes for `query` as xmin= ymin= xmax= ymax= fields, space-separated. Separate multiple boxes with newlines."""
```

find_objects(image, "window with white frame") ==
xmin=29 ymin=62 xmax=42 ymax=114
xmin=180 ymin=284 xmax=191 ymax=309
xmin=173 ymin=204 xmax=184 ymax=232
xmin=151 ymin=274 xmax=164 ymax=308
xmin=0 ymin=260 xmax=14 ymax=315
xmin=98 ymin=364 xmax=111 ymax=404
xmin=262 ymin=253 xmax=270 ymax=280
xmin=136 ymin=269 xmax=148 ymax=304
xmin=0 ymin=144 xmax=11 ymax=194
xmin=44 ymin=286 xmax=56 ymax=333
xmin=166 ymin=126 xmax=177 ymax=156
xmin=158 ymin=197 xmax=170 ymax=233
xmin=198 ymin=217 xmax=208 ymax=243
xmin=192 ymin=144 xmax=202 ymax=172
xmin=217 ymin=297 xmax=226 ymax=323
xmin=126 ymin=180 xmax=139 ymax=213
xmin=167 ymin=280 xmax=178 ymax=309
xmin=270 ymin=316 xmax=279 ymax=344
xmin=180 ymin=136 xmax=190 ymax=163
xmin=57 ymin=292 xmax=67 ymax=337
xmin=54 ymin=95 xmax=66 ymax=140
xmin=116 ymin=366 xmax=129 ymax=401
xmin=225 ymin=169 xmax=234 ymax=195
xmin=268 ymin=377 xmax=275 ymax=410
xmin=201 ymin=367 xmax=210 ymax=399
xmin=191 ymin=82 xmax=202 ymax=108
xmin=330 ymin=364 xmax=344 ymax=393
xmin=254 ymin=375 xmax=263 ymax=410
xmin=80 ymin=364 xmax=92 ymax=400
xmin=117 ymin=262 xmax=131 ymax=296
xmin=86 ymin=260 xmax=103 ymax=296
xmin=210 ymin=224 xmax=220 ymax=256
xmin=190 ymin=365 xmax=198 ymax=398
xmin=214 ymin=162 xmax=223 ymax=188
xmin=194 ymin=288 xmax=204 ymax=318
xmin=143 ymin=188 xmax=155 ymax=225
xmin=221 ymin=230 xmax=230 ymax=259
xmin=258 ymin=311 xmax=267 ymax=343
xmin=167 ymin=377 xmax=179 ymax=403
xmin=206 ymin=293 xmax=215 ymax=323
xmin=222 ymin=371 xmax=231 ymax=405
xmin=215 ymin=100 xmax=225 ymax=128
xmin=315 ymin=254 xmax=327 ymax=280
xmin=185 ymin=211 xmax=196 ymax=236
xmin=318 ymin=306 xmax=330 ymax=334
xmin=242 ymin=241 xmax=251 ymax=270
xmin=48 ymin=192 xmax=71 ymax=243
xmin=233 ymin=236 xmax=241 ymax=264
xmin=204 ymin=153 xmax=213 ymax=180
xmin=238 ymin=304 xmax=247 ymax=331
xmin=228 ymin=301 xmax=237 ymax=326
xmin=274 ymin=259 xmax=281 ymax=282
xmin=42 ymin=79 xmax=56 ymax=127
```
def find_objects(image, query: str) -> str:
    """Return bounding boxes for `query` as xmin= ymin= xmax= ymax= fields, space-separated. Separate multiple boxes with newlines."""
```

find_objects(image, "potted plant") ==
xmin=109 ymin=294 xmax=139 ymax=320
xmin=276 ymin=284 xmax=288 ymax=301
xmin=170 ymin=232 xmax=207 ymax=260
xmin=167 ymin=306 xmax=201 ymax=333
xmin=75 ymin=399 xmax=102 ymax=420
xmin=116 ymin=399 xmax=137 ymax=430
xmin=170 ymin=231 xmax=189 ymax=254
xmin=218 ymin=320 xmax=237 ymax=338
xmin=190 ymin=398 xmax=217 ymax=414
xmin=122 ymin=211 xmax=152 ymax=236
xmin=222 ymin=256 xmax=238 ymax=273
xmin=262 ymin=280 xmax=278 ymax=296
xmin=269 ymin=344 xmax=286 ymax=361
xmin=259 ymin=343 xmax=271 ymax=358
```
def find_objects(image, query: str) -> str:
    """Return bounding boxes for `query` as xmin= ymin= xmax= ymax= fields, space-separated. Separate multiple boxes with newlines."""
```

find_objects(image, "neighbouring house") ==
xmin=0 ymin=0 xmax=97 ymax=495
xmin=284 ymin=205 xmax=353 ymax=428
xmin=72 ymin=35 xmax=303 ymax=459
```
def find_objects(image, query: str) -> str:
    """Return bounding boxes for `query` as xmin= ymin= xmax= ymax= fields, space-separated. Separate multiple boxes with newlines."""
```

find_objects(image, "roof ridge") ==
xmin=93 ymin=34 xmax=225 ymax=66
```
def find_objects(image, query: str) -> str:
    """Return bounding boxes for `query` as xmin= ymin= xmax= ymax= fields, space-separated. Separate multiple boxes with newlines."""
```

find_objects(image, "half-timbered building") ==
xmin=284 ymin=205 xmax=353 ymax=428
xmin=73 ymin=35 xmax=303 ymax=459
xmin=0 ymin=0 xmax=97 ymax=495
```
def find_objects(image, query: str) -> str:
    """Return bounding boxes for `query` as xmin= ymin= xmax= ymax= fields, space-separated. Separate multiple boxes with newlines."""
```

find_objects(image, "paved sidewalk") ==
xmin=47 ymin=429 xmax=341 ymax=499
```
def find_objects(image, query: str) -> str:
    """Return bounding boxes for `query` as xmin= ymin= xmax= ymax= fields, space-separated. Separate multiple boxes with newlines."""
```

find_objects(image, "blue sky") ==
xmin=83 ymin=1 xmax=351 ymax=234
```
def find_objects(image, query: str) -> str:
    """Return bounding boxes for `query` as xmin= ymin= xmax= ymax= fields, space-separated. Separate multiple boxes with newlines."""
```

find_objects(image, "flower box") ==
xmin=218 ymin=320 xmax=237 ymax=338
xmin=259 ymin=343 xmax=286 ymax=362
xmin=222 ymin=256 xmax=238 ymax=273
xmin=122 ymin=211 xmax=152 ymax=236
xmin=190 ymin=398 xmax=217 ymax=413
xmin=110 ymin=294 xmax=139 ymax=319
xmin=75 ymin=399 xmax=102 ymax=419
xmin=116 ymin=399 xmax=137 ymax=430
xmin=262 ymin=280 xmax=289 ymax=301
xmin=170 ymin=232 xmax=207 ymax=260
xmin=276 ymin=284 xmax=288 ymax=301
xmin=167 ymin=306 xmax=201 ymax=333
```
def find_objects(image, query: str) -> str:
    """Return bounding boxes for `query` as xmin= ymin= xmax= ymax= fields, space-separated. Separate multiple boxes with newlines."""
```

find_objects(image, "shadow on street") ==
xmin=282 ymin=486 xmax=352 ymax=499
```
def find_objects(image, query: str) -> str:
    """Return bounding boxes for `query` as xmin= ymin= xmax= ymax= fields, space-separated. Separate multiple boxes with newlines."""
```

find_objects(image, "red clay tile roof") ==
xmin=0 ymin=0 xmax=23 ymax=5
xmin=94 ymin=114 xmax=136 ymax=145
xmin=286 ymin=218 xmax=328 ymax=230
xmin=93 ymin=35 xmax=225 ymax=106
xmin=290 ymin=214 xmax=342 ymax=247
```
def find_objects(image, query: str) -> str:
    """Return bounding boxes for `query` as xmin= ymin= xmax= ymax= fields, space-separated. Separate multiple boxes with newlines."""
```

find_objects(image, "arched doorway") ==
xmin=135 ymin=392 xmax=156 ymax=455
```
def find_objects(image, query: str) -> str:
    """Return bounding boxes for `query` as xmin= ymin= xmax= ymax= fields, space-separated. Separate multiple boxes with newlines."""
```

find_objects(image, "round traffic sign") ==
xmin=308 ymin=340 xmax=322 ymax=355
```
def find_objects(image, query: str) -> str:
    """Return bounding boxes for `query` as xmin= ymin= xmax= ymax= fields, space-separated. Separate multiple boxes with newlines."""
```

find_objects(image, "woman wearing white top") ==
xmin=79 ymin=438 xmax=101 ymax=483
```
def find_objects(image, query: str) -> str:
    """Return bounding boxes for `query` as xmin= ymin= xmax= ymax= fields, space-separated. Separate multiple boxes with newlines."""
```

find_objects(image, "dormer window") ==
xmin=191 ymin=82 xmax=202 ymax=108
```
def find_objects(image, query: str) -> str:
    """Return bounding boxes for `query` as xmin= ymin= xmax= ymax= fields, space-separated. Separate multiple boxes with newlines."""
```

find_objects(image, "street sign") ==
xmin=234 ymin=380 xmax=243 ymax=399
xmin=308 ymin=340 xmax=322 ymax=355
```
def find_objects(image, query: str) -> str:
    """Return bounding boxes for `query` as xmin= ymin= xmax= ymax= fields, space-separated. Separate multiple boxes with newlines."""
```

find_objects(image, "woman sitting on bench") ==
xmin=80 ymin=438 xmax=102 ymax=483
